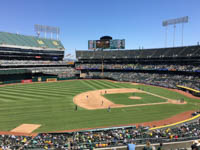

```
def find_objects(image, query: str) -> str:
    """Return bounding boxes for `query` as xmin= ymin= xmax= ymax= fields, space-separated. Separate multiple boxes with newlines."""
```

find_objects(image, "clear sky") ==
xmin=0 ymin=0 xmax=199 ymax=58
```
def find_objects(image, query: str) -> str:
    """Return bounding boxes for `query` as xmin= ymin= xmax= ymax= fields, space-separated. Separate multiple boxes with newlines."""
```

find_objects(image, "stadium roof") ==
xmin=0 ymin=32 xmax=65 ymax=50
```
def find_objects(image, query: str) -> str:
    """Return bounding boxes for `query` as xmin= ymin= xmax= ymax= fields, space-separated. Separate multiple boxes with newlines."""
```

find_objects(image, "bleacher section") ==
xmin=76 ymin=64 xmax=200 ymax=72
xmin=0 ymin=69 xmax=31 ymax=75
xmin=0 ymin=31 xmax=79 ymax=81
xmin=0 ymin=47 xmax=64 ymax=60
xmin=0 ymin=32 xmax=65 ymax=61
xmin=76 ymin=45 xmax=200 ymax=61
xmin=3 ymin=119 xmax=200 ymax=149
xmin=0 ymin=32 xmax=64 ymax=50
xmin=0 ymin=60 xmax=69 ymax=66
xmin=76 ymin=45 xmax=200 ymax=97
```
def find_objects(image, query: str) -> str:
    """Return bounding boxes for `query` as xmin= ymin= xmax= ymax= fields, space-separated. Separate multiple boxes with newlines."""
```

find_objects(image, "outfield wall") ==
xmin=1 ymin=76 xmax=77 ymax=85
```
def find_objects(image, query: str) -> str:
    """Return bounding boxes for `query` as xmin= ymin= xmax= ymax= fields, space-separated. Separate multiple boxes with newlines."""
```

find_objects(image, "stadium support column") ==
xmin=165 ymin=26 xmax=168 ymax=48
xmin=102 ymin=58 xmax=104 ymax=76
xmin=182 ymin=23 xmax=184 ymax=46
xmin=173 ymin=24 xmax=176 ymax=47
xmin=101 ymin=49 xmax=104 ymax=76
xmin=45 ymin=27 xmax=47 ymax=39
xmin=51 ymin=32 xmax=53 ymax=39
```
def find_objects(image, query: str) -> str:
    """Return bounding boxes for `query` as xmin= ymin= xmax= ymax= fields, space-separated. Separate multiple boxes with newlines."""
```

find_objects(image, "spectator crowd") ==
xmin=76 ymin=63 xmax=200 ymax=73
xmin=0 ymin=60 xmax=70 ymax=66
xmin=88 ymin=72 xmax=200 ymax=92
xmin=1 ymin=119 xmax=200 ymax=149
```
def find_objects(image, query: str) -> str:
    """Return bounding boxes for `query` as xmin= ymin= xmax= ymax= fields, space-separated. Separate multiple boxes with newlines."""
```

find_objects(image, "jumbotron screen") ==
xmin=88 ymin=39 xmax=125 ymax=50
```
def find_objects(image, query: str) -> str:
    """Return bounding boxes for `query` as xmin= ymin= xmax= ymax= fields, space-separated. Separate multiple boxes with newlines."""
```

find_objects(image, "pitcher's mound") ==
xmin=11 ymin=124 xmax=41 ymax=133
xmin=129 ymin=96 xmax=141 ymax=100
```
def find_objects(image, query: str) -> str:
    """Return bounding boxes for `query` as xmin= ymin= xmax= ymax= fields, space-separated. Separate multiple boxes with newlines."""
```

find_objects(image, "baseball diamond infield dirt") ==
xmin=73 ymin=88 xmax=187 ymax=110
xmin=11 ymin=124 xmax=41 ymax=133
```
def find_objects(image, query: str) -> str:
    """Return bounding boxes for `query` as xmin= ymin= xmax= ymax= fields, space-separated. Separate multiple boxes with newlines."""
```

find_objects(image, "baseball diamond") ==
xmin=0 ymin=79 xmax=197 ymax=133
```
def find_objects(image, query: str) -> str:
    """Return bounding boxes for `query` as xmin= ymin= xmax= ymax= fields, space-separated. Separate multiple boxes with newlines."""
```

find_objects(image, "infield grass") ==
xmin=0 ymin=80 xmax=199 ymax=132
xmin=104 ymin=92 xmax=166 ymax=105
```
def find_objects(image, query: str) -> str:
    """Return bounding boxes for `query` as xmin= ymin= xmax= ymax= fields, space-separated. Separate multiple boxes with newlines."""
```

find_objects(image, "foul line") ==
xmin=150 ymin=114 xmax=200 ymax=130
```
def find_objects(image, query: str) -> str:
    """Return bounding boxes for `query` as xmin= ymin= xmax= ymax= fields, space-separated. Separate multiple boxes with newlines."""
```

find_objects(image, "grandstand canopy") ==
xmin=0 ymin=32 xmax=65 ymax=51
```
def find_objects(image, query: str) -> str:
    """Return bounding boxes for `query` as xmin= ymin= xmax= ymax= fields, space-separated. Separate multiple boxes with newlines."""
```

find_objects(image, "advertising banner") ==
xmin=38 ymin=77 xmax=42 ymax=82
xmin=21 ymin=79 xmax=32 ymax=83
xmin=46 ymin=78 xmax=57 ymax=82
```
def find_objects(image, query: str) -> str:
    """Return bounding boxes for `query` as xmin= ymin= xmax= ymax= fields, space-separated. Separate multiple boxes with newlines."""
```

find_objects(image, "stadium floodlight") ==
xmin=162 ymin=16 xmax=189 ymax=47
xmin=34 ymin=24 xmax=60 ymax=40
xmin=162 ymin=16 xmax=188 ymax=27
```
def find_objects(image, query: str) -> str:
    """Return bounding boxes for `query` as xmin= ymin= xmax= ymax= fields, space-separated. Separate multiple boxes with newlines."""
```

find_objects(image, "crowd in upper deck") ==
xmin=76 ymin=45 xmax=200 ymax=59
xmin=76 ymin=63 xmax=200 ymax=72
xmin=0 ymin=60 xmax=69 ymax=66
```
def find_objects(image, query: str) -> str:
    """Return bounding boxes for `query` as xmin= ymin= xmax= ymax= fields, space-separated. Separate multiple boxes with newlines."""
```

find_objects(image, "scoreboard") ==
xmin=88 ymin=39 xmax=125 ymax=50
xmin=110 ymin=40 xmax=125 ymax=49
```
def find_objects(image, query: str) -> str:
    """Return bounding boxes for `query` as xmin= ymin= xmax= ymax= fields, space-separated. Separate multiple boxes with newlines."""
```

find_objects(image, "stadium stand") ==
xmin=87 ymin=72 xmax=200 ymax=94
xmin=76 ymin=64 xmax=200 ymax=72
xmin=0 ymin=32 xmax=65 ymax=61
xmin=0 ymin=135 xmax=32 ymax=150
xmin=0 ymin=32 xmax=64 ymax=50
xmin=0 ymin=60 xmax=69 ymax=66
xmin=0 ymin=32 xmax=77 ymax=82
xmin=1 ymin=118 xmax=200 ymax=149
xmin=76 ymin=45 xmax=200 ymax=97
xmin=76 ymin=45 xmax=200 ymax=59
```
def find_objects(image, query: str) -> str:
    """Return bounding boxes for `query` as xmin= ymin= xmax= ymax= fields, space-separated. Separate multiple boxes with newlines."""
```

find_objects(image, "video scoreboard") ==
xmin=88 ymin=39 xmax=125 ymax=50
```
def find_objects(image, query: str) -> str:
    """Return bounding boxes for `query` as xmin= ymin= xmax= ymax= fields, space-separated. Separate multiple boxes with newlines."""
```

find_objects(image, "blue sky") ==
xmin=0 ymin=0 xmax=199 ymax=58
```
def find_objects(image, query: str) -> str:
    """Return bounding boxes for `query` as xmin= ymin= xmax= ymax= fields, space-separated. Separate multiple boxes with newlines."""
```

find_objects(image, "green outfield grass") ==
xmin=104 ymin=92 xmax=166 ymax=105
xmin=0 ymin=79 xmax=199 ymax=132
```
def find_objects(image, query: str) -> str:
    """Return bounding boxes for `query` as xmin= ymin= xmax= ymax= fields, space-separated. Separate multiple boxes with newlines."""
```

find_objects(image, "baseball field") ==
xmin=0 ymin=79 xmax=199 ymax=133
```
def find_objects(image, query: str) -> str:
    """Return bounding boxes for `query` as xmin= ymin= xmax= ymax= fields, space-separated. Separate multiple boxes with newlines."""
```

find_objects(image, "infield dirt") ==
xmin=73 ymin=88 xmax=186 ymax=110
xmin=11 ymin=124 xmax=41 ymax=133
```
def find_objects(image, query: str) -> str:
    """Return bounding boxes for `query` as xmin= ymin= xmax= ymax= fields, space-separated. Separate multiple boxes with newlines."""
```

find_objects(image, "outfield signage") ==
xmin=21 ymin=79 xmax=32 ymax=83
xmin=46 ymin=78 xmax=57 ymax=82
xmin=38 ymin=77 xmax=42 ymax=82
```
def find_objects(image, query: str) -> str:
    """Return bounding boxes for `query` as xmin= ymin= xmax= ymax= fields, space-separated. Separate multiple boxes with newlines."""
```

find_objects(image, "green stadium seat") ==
xmin=0 ymin=32 xmax=64 ymax=50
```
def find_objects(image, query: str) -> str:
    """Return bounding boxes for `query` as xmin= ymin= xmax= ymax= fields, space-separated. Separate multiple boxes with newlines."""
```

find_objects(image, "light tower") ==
xmin=34 ymin=24 xmax=60 ymax=40
xmin=162 ymin=16 xmax=188 ymax=47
